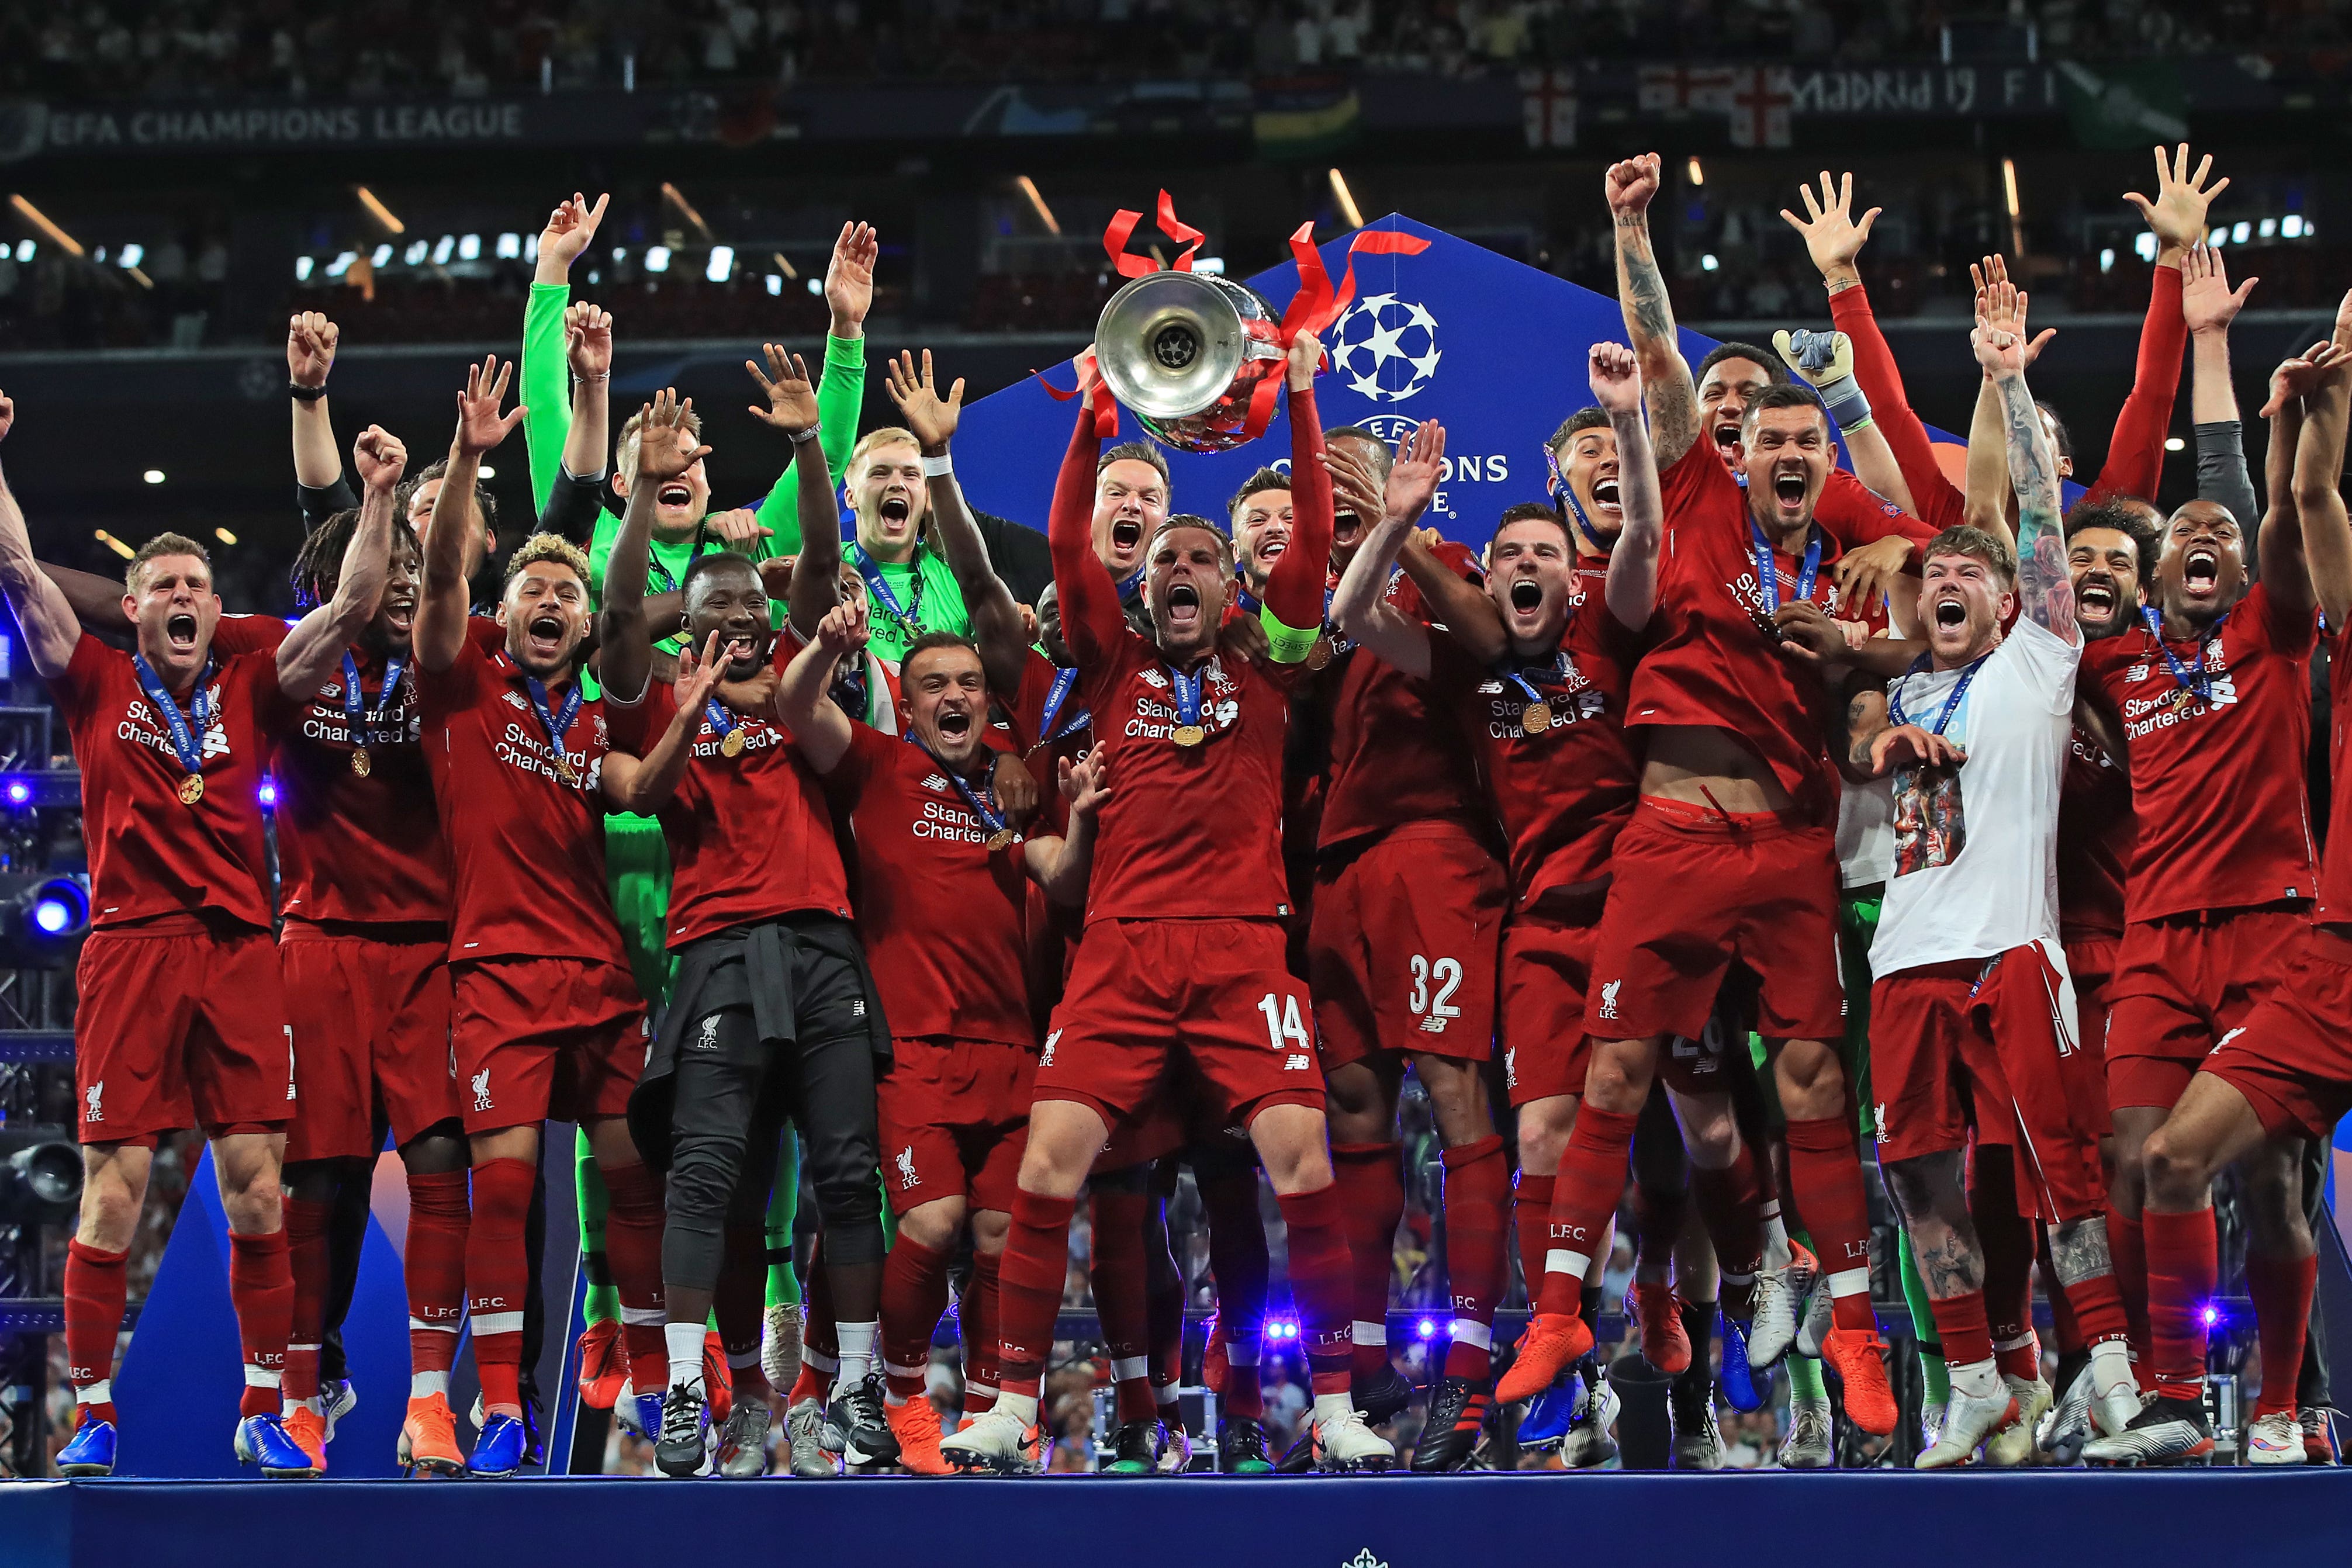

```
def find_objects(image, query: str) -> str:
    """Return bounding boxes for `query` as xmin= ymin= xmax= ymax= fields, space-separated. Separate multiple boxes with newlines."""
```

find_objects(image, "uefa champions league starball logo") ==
xmin=1328 ymin=293 xmax=1441 ymax=403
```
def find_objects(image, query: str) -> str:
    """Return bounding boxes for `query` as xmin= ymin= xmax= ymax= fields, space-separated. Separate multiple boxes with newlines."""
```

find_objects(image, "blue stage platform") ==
xmin=4 ymin=1473 xmax=2348 ymax=1567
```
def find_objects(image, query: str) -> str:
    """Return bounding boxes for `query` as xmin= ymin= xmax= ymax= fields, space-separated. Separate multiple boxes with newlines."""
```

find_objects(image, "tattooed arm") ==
xmin=1973 ymin=294 xmax=2076 ymax=645
xmin=1606 ymin=154 xmax=1701 ymax=470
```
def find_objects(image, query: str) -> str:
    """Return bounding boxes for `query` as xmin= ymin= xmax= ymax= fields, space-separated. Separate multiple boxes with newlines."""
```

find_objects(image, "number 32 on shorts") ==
xmin=1407 ymin=954 xmax=1463 ymax=1031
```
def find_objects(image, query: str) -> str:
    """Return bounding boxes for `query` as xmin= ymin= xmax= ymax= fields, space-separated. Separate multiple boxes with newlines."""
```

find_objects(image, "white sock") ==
xmin=833 ymin=1320 xmax=879 ymax=1389
xmin=2089 ymin=1338 xmax=2135 ymax=1396
xmin=666 ymin=1321 xmax=706 ymax=1393
xmin=1760 ymin=1203 xmax=1793 ymax=1272
xmin=1311 ymin=1390 xmax=1354 ymax=1429
xmin=410 ymin=1369 xmax=449 ymax=1400
xmin=994 ymin=1389 xmax=1039 ymax=1427
xmin=1948 ymin=1356 xmax=2001 ymax=1401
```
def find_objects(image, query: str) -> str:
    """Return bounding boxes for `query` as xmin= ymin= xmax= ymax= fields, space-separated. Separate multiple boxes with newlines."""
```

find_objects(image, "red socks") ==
xmin=599 ymin=1159 xmax=669 ymax=1397
xmin=2109 ymin=1207 xmax=2150 ymax=1368
xmin=1441 ymin=1136 xmax=1509 ymax=1381
xmin=961 ymin=1247 xmax=1001 ymax=1414
xmin=2246 ymin=1251 xmax=2318 ymax=1418
xmin=64 ymin=1238 xmax=129 ymax=1426
xmin=1970 ymin=1164 xmax=2039 ymax=1380
xmin=997 ymin=1189 xmax=1078 ymax=1403
xmin=1629 ymin=1177 xmax=1687 ymax=1282
xmin=1089 ymin=1185 xmax=1156 ymax=1421
xmin=1512 ymin=1173 xmax=1555 ymax=1306
xmin=1197 ymin=1168 xmax=1268 ymax=1416
xmin=2143 ymin=1207 xmax=2216 ymax=1402
xmin=403 ymin=1170 xmax=468 ymax=1385
xmin=227 ymin=1227 xmax=295 ymax=1419
xmin=1147 ymin=1234 xmax=1184 ymax=1416
xmin=1330 ymin=1143 xmax=1403 ymax=1378
xmin=1541 ymin=1105 xmax=1638 ymax=1318
xmin=282 ymin=1195 xmax=333 ymax=1404
xmin=1925 ymin=1287 xmax=1995 ymax=1369
xmin=880 ymin=1234 xmax=952 ymax=1404
xmin=1276 ymin=1181 xmax=1357 ymax=1396
xmin=465 ymin=1157 xmax=534 ymax=1414
xmin=1691 ymin=1141 xmax=1765 ymax=1282
xmin=1784 ymin=1116 xmax=1874 ymax=1329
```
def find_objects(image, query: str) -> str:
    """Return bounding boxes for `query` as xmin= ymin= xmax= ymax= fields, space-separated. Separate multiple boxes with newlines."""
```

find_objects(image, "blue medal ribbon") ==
xmin=2140 ymin=605 xmax=2229 ymax=706
xmin=1115 ymin=562 xmax=1148 ymax=601
xmin=906 ymin=732 xmax=1011 ymax=843
xmin=1888 ymin=651 xmax=1989 ymax=737
xmin=1036 ymin=666 xmax=1089 ymax=746
xmin=852 ymin=544 xmax=925 ymax=638
xmin=1499 ymin=650 xmax=1569 ymax=708
xmin=1749 ymin=519 xmax=1824 ymax=614
xmin=133 ymin=650 xmax=212 ymax=781
xmin=704 ymin=698 xmax=737 ymax=743
xmin=1233 ymin=575 xmax=1263 ymax=617
xmin=339 ymin=650 xmax=406 ymax=747
xmin=645 ymin=525 xmax=709 ymax=596
xmin=525 ymin=676 xmax=584 ymax=781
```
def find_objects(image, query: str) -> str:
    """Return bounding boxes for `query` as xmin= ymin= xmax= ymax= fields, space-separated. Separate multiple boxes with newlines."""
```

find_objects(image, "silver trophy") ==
xmin=1093 ymin=269 xmax=1288 ymax=454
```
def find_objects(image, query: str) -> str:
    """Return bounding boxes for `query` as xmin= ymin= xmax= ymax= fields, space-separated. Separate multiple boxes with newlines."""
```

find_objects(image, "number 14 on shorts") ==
xmin=1257 ymin=992 xmax=1316 ymax=1069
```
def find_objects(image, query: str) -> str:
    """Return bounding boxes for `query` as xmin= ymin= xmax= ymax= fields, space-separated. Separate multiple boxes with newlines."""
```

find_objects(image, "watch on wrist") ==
xmin=787 ymin=423 xmax=822 ymax=445
xmin=289 ymin=382 xmax=328 ymax=403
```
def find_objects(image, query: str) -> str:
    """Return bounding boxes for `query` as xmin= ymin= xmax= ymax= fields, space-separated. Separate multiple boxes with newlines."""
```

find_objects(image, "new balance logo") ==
xmin=2126 ymin=664 xmax=2150 ymax=683
xmin=2211 ymin=1026 xmax=2247 ymax=1055
xmin=471 ymin=1069 xmax=493 ymax=1112
xmin=1419 ymin=1012 xmax=1450 ymax=1035
xmin=503 ymin=691 xmax=531 ymax=710
xmin=897 ymin=1146 xmax=919 ymax=1189
xmin=84 ymin=1082 xmax=103 ymax=1123
xmin=921 ymin=774 xmax=949 ymax=791
xmin=1284 ymin=1053 xmax=1313 ymax=1071
xmin=1137 ymin=669 xmax=1168 ymax=690
xmin=1596 ymin=979 xmax=1621 ymax=1021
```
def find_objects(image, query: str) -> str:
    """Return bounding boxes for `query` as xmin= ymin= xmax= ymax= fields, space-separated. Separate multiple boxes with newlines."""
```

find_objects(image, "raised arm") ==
xmin=1328 ymin=421 xmax=1440 ymax=679
xmin=525 ymin=192 xmax=608 ymax=513
xmin=774 ymin=599 xmax=864 ymax=774
xmin=1960 ymin=257 xmax=2036 ymax=544
xmin=753 ymin=221 xmax=875 ymax=555
xmin=1975 ymin=295 xmax=2076 ymax=643
xmin=1607 ymin=154 xmax=1700 ymax=470
xmin=288 ymin=310 xmax=344 ymax=494
xmin=1260 ymin=334 xmax=1336 ymax=659
xmin=1046 ymin=360 xmax=1122 ymax=671
xmin=887 ymin=349 xmax=1026 ymax=691
xmin=735 ymin=345 xmax=833 ymax=639
xmin=278 ymin=426 xmax=404 ymax=694
xmin=2257 ymin=340 xmax=2340 ymax=628
xmin=601 ymin=629 xmax=723 ymax=815
xmin=2181 ymin=242 xmax=2263 ymax=538
xmin=0 ymin=393 xmax=79 ymax=677
xmin=2088 ymin=144 xmax=2226 ymax=504
xmin=559 ymin=300 xmax=613 ymax=491
xmin=418 ymin=355 xmax=525 ymax=673
xmin=1587 ymin=342 xmax=1663 ymax=634
xmin=2294 ymin=321 xmax=2352 ymax=632
xmin=600 ymin=388 xmax=709 ymax=705
xmin=1023 ymin=750 xmax=1108 ymax=908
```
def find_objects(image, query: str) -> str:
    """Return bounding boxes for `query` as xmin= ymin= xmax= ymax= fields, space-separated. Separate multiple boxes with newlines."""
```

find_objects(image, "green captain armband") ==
xmin=1260 ymin=603 xmax=1320 ymax=663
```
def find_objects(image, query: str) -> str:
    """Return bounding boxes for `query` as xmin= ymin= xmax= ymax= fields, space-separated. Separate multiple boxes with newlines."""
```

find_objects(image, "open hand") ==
xmin=539 ymin=192 xmax=610 ymax=276
xmin=1969 ymin=255 xmax=2056 ymax=369
xmin=675 ymin=629 xmax=727 ymax=712
xmin=1834 ymin=535 xmax=1912 ymax=615
xmin=1060 ymin=749 xmax=1109 ymax=818
xmin=825 ymin=220 xmax=878 ymax=336
xmin=1321 ymin=444 xmax=1387 ymax=529
xmin=631 ymin=388 xmax=710 ymax=484
xmin=2180 ymin=243 xmax=2256 ymax=335
xmin=2125 ymin=144 xmax=2228 ymax=259
xmin=745 ymin=343 xmax=819 ymax=432
xmin=2261 ymin=340 xmax=2352 ymax=418
xmin=1780 ymin=170 xmax=1880 ymax=282
xmin=884 ymin=348 xmax=964 ymax=451
xmin=1386 ymin=419 xmax=1445 ymax=524
xmin=454 ymin=355 xmax=526 ymax=456
xmin=0 ymin=389 xmax=15 ymax=445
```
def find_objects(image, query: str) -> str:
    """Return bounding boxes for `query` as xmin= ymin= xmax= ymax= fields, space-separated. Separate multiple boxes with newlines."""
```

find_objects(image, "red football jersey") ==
xmin=1625 ymin=444 xmax=1879 ymax=826
xmin=2081 ymin=583 xmax=2317 ymax=923
xmin=2316 ymin=619 xmax=2352 ymax=924
xmin=51 ymin=634 xmax=281 ymax=931
xmin=1427 ymin=564 xmax=1641 ymax=910
xmin=606 ymin=672 xmax=852 ymax=951
xmin=418 ymin=622 xmax=628 ymax=966
xmin=1316 ymin=542 xmax=1495 ymax=854
xmin=2056 ymin=721 xmax=2132 ymax=943
xmin=825 ymin=723 xmax=1036 ymax=1047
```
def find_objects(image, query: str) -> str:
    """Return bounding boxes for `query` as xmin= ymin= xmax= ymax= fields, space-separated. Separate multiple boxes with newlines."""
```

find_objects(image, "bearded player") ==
xmin=412 ymin=358 xmax=715 ymax=1477
xmin=3 ymin=388 xmax=401 ymax=1479
xmin=2082 ymin=325 xmax=2350 ymax=1466
xmin=942 ymin=331 xmax=1390 ymax=1473
xmin=1847 ymin=308 xmax=2135 ymax=1468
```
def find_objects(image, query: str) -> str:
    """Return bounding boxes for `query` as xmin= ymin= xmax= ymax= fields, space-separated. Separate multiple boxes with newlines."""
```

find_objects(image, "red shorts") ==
xmin=1870 ymin=942 xmax=2104 ymax=1220
xmin=2202 ymin=926 xmax=2352 ymax=1141
xmin=1040 ymin=918 xmax=1323 ymax=1133
xmin=1497 ymin=907 xmax=1597 ymax=1107
xmin=2106 ymin=905 xmax=2312 ymax=1112
xmin=1588 ymin=798 xmax=1845 ymax=1044
xmin=1309 ymin=823 xmax=1506 ymax=1072
xmin=282 ymin=926 xmax=461 ymax=1162
xmin=2062 ymin=934 xmax=2118 ymax=1137
xmin=74 ymin=915 xmax=293 ymax=1145
xmin=451 ymin=957 xmax=651 ymax=1133
xmin=877 ymin=1036 xmax=1037 ymax=1217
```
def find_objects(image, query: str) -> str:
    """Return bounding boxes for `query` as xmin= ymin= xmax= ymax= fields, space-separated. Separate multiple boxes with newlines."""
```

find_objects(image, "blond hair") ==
xmin=502 ymin=532 xmax=593 ymax=590
xmin=849 ymin=426 xmax=921 ymax=473
xmin=616 ymin=405 xmax=705 ymax=486
xmin=126 ymin=532 xmax=213 ymax=594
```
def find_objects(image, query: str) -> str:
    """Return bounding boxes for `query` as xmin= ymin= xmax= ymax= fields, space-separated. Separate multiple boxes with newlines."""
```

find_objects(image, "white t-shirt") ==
xmin=1870 ymin=615 xmax=2081 ymax=978
xmin=1837 ymin=776 xmax=1894 ymax=890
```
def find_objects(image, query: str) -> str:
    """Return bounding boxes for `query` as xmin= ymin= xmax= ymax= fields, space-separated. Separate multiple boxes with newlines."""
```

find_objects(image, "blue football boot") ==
xmin=58 ymin=1415 xmax=117 ymax=1476
xmin=235 ymin=1412 xmax=320 ymax=1478
xmin=468 ymin=1411 xmax=531 ymax=1478
xmin=1719 ymin=1310 xmax=1771 ymax=1413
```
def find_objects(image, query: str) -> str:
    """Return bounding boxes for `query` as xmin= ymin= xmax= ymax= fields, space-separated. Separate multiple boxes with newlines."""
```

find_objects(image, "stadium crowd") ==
xmin=5 ymin=137 xmax=2351 ymax=1483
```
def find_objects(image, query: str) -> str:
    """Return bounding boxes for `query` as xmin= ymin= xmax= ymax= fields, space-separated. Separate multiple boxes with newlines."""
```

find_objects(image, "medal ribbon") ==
xmin=2140 ymin=605 xmax=2229 ymax=705
xmin=1037 ymin=666 xmax=1090 ymax=745
xmin=133 ymin=651 xmax=212 ymax=778
xmin=850 ymin=544 xmax=926 ymax=639
xmin=1888 ymin=651 xmax=1989 ymax=736
xmin=645 ymin=524 xmax=710 ymax=596
xmin=340 ymin=650 xmax=406 ymax=747
xmin=1499 ymin=650 xmax=1569 ymax=709
xmin=1171 ymin=663 xmax=1207 ymax=734
xmin=704 ymin=698 xmax=737 ymax=745
xmin=1749 ymin=520 xmax=1824 ymax=614
xmin=526 ymin=676 xmax=584 ymax=778
xmin=907 ymin=732 xmax=1009 ymax=840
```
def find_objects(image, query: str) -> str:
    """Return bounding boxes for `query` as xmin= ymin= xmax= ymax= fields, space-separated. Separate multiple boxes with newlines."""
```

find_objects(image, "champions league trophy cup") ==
xmin=1092 ymin=268 xmax=1289 ymax=454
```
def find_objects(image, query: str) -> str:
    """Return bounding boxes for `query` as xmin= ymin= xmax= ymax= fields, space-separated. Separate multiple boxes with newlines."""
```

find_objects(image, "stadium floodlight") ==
xmin=295 ymin=255 xmax=314 ymax=281
xmin=1700 ymin=253 xmax=1720 ymax=272
xmin=119 ymin=243 xmax=143 ymax=268
xmin=458 ymin=233 xmax=481 ymax=261
xmin=2259 ymin=217 xmax=2278 ymax=240
xmin=431 ymin=234 xmax=455 ymax=265
xmin=496 ymin=232 xmax=521 ymax=258
xmin=707 ymin=245 xmax=734 ymax=282
xmin=404 ymin=240 xmax=428 ymax=265
xmin=645 ymin=246 xmax=672 ymax=274
xmin=13 ymin=240 xmax=31 ymax=262
xmin=372 ymin=243 xmax=393 ymax=268
xmin=2283 ymin=214 xmax=2306 ymax=239
xmin=326 ymin=251 xmax=357 ymax=278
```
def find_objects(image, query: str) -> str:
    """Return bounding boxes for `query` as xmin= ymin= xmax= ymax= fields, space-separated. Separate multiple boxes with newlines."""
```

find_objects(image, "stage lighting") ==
xmin=142 ymin=470 xmax=165 ymax=485
xmin=2207 ymin=225 xmax=2227 ymax=248
xmin=2201 ymin=1303 xmax=2220 ymax=1328
xmin=3 ymin=779 xmax=30 ymax=807
xmin=119 ymin=243 xmax=143 ymax=268
xmin=326 ymin=250 xmax=357 ymax=277
xmin=2135 ymin=232 xmax=2158 ymax=262
xmin=295 ymin=255 xmax=313 ymax=281
xmin=2284 ymin=214 xmax=2306 ymax=238
xmin=2260 ymin=218 xmax=2278 ymax=239
xmin=645 ymin=245 xmax=671 ymax=274
xmin=2 ymin=873 xmax=89 ymax=949
xmin=458 ymin=233 xmax=482 ymax=260
xmin=258 ymin=777 xmax=279 ymax=810
xmin=1414 ymin=1318 xmax=1436 ymax=1339
xmin=496 ymin=232 xmax=521 ymax=259
xmin=2099 ymin=248 xmax=2115 ymax=274
xmin=12 ymin=240 xmax=29 ymax=262
xmin=0 ymin=1137 xmax=81 ymax=1225
xmin=1700 ymin=253 xmax=1720 ymax=272
xmin=432 ymin=234 xmax=455 ymax=265
xmin=404 ymin=240 xmax=428 ymax=265
xmin=707 ymin=245 xmax=734 ymax=282
xmin=765 ymin=274 xmax=782 ymax=297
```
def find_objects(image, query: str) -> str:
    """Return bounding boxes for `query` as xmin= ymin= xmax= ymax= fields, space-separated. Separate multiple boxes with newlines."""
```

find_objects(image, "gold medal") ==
xmin=986 ymin=829 xmax=1018 ymax=853
xmin=1172 ymin=724 xmax=1206 ymax=748
xmin=720 ymin=728 xmax=748 ymax=759
xmin=350 ymin=746 xmax=372 ymax=778
xmin=177 ymin=773 xmax=205 ymax=805
xmin=1305 ymin=634 xmax=1333 ymax=671
xmin=555 ymin=756 xmax=580 ymax=787
xmin=1520 ymin=700 xmax=1552 ymax=736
